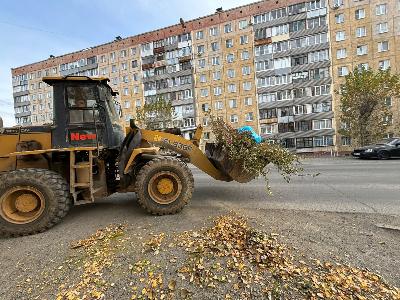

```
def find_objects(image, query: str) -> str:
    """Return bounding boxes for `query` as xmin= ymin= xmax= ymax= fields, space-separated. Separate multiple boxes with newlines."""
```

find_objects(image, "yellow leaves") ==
xmin=168 ymin=279 xmax=176 ymax=291
xmin=56 ymin=225 xmax=126 ymax=300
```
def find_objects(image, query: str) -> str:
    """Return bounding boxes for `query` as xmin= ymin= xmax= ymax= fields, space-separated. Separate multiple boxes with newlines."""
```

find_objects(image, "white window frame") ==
xmin=336 ymin=31 xmax=345 ymax=41
xmin=336 ymin=48 xmax=347 ymax=59
xmin=378 ymin=41 xmax=389 ymax=52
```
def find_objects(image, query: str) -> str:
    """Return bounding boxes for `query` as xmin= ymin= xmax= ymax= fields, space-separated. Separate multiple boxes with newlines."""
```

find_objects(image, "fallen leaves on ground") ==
xmin=22 ymin=214 xmax=399 ymax=299
xmin=56 ymin=225 xmax=126 ymax=300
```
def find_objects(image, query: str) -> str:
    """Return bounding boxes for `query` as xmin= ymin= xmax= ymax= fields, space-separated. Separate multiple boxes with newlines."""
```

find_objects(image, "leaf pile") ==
xmin=210 ymin=117 xmax=302 ymax=193
xmin=56 ymin=225 xmax=126 ymax=300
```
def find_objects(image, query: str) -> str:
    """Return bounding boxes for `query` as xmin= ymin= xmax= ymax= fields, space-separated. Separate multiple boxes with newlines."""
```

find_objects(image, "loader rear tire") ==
xmin=0 ymin=169 xmax=71 ymax=237
xmin=135 ymin=157 xmax=194 ymax=215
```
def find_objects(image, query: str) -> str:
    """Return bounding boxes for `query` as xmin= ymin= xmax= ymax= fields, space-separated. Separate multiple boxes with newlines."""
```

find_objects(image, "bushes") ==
xmin=210 ymin=118 xmax=302 ymax=193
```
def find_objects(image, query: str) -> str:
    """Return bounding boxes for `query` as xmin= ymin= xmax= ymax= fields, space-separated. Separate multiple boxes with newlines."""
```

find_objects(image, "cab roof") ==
xmin=42 ymin=76 xmax=118 ymax=95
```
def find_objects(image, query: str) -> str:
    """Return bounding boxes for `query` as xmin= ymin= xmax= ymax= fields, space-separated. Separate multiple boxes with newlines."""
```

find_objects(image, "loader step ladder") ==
xmin=70 ymin=150 xmax=95 ymax=205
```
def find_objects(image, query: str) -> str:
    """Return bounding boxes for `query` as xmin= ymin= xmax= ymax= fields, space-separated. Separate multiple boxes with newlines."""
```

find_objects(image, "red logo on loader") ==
xmin=70 ymin=133 xmax=97 ymax=141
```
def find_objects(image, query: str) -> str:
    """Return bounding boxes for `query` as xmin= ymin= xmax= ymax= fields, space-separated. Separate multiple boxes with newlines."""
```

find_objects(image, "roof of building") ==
xmin=11 ymin=0 xmax=304 ymax=76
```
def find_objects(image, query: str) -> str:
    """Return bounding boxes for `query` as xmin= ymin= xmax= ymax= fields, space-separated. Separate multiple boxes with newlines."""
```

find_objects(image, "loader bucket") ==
xmin=205 ymin=143 xmax=258 ymax=183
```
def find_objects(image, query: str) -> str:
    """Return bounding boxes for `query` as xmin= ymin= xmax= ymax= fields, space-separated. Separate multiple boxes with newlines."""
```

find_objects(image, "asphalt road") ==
xmin=1 ymin=157 xmax=400 ymax=299
xmin=190 ymin=157 xmax=400 ymax=216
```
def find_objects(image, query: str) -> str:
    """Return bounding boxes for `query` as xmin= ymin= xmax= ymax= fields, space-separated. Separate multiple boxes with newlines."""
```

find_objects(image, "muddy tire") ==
xmin=0 ymin=169 xmax=71 ymax=237
xmin=135 ymin=157 xmax=194 ymax=215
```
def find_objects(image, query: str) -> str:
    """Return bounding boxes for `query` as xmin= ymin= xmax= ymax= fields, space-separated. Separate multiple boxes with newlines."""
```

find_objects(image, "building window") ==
xmin=314 ymin=136 xmax=334 ymax=147
xmin=120 ymin=50 xmax=127 ymax=58
xmin=203 ymin=132 xmax=210 ymax=140
xmin=228 ymin=84 xmax=236 ymax=93
xmin=376 ymin=4 xmax=387 ymax=15
xmin=122 ymin=75 xmax=129 ymax=83
xmin=200 ymin=88 xmax=209 ymax=97
xmin=341 ymin=136 xmax=351 ymax=146
xmin=242 ymin=66 xmax=251 ymax=75
xmin=184 ymin=118 xmax=195 ymax=127
xmin=123 ymin=88 xmax=129 ymax=96
xmin=335 ymin=13 xmax=344 ymax=24
xmin=356 ymin=45 xmax=368 ymax=56
xmin=130 ymin=47 xmax=137 ymax=56
xmin=211 ymin=56 xmax=220 ymax=65
xmin=241 ymin=50 xmax=250 ymax=60
xmin=226 ymin=53 xmax=235 ymax=63
xmin=240 ymin=35 xmax=248 ymax=44
xmin=198 ymin=59 xmax=206 ymax=68
xmin=355 ymin=8 xmax=365 ymax=20
xmin=312 ymin=85 xmax=330 ymax=96
xmin=135 ymin=100 xmax=141 ymax=107
xmin=230 ymin=114 xmax=238 ymax=123
xmin=202 ymin=103 xmax=210 ymax=112
xmin=202 ymin=117 xmax=209 ymax=126
xmin=333 ymin=0 xmax=343 ymax=7
xmin=336 ymin=48 xmax=347 ymax=59
xmin=244 ymin=97 xmax=252 ymax=106
xmin=356 ymin=27 xmax=367 ymax=37
xmin=338 ymin=66 xmax=349 ymax=77
xmin=124 ymin=100 xmax=130 ymax=109
xmin=224 ymin=23 xmax=232 ymax=33
xmin=296 ymin=137 xmax=313 ymax=148
xmin=379 ymin=59 xmax=390 ymax=70
xmin=384 ymin=97 xmax=392 ymax=107
xmin=229 ymin=99 xmax=237 ymax=108
xmin=212 ymin=71 xmax=221 ymax=80
xmin=196 ymin=31 xmax=204 ymax=40
xmin=378 ymin=41 xmax=389 ymax=52
xmin=215 ymin=101 xmax=223 ymax=110
xmin=200 ymin=74 xmax=207 ymax=83
xmin=225 ymin=39 xmax=233 ymax=48
xmin=197 ymin=45 xmax=205 ymax=54
xmin=243 ymin=82 xmax=252 ymax=91
xmin=214 ymin=87 xmax=222 ymax=96
xmin=313 ymin=119 xmax=332 ymax=130
xmin=239 ymin=20 xmax=248 ymax=29
xmin=336 ymin=31 xmax=346 ymax=41
xmin=245 ymin=112 xmax=254 ymax=122
xmin=357 ymin=63 xmax=369 ymax=71
xmin=377 ymin=22 xmax=388 ymax=34
xmin=209 ymin=27 xmax=218 ymax=36
xmin=211 ymin=42 xmax=219 ymax=51
xmin=227 ymin=69 xmax=235 ymax=78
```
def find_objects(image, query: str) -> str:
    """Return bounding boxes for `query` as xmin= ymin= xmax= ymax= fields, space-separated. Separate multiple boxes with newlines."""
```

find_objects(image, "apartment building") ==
xmin=255 ymin=0 xmax=335 ymax=151
xmin=11 ymin=0 xmax=399 ymax=152
xmin=329 ymin=0 xmax=400 ymax=150
xmin=193 ymin=17 xmax=259 ymax=142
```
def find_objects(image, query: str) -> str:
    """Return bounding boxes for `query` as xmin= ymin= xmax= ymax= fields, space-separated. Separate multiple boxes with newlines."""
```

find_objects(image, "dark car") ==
xmin=352 ymin=138 xmax=400 ymax=159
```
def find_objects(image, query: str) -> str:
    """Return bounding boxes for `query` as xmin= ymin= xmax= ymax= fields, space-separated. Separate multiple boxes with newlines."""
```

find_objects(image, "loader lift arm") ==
xmin=125 ymin=126 xmax=231 ymax=182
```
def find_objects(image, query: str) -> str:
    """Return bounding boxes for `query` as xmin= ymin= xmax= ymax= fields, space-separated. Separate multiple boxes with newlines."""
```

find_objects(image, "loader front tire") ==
xmin=0 ymin=169 xmax=71 ymax=237
xmin=135 ymin=157 xmax=194 ymax=215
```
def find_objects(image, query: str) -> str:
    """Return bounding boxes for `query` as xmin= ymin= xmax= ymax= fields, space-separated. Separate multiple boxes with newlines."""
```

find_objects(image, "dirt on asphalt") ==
xmin=0 ymin=203 xmax=399 ymax=300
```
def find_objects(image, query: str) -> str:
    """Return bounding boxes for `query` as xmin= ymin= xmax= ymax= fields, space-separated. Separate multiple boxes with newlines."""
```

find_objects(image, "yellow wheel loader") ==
xmin=0 ymin=76 xmax=250 ymax=237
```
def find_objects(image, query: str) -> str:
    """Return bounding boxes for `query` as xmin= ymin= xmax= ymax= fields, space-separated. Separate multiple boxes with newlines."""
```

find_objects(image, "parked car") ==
xmin=352 ymin=138 xmax=400 ymax=159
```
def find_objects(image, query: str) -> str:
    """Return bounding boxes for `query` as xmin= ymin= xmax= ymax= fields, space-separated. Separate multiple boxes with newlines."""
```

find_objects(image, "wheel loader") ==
xmin=0 ymin=76 xmax=253 ymax=237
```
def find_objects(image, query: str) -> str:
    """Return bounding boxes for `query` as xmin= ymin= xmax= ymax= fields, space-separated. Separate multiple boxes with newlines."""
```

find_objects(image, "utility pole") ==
xmin=0 ymin=117 xmax=3 ymax=128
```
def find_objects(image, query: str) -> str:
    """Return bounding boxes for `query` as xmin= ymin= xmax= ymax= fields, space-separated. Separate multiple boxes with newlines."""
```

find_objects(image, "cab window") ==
xmin=66 ymin=86 xmax=99 ymax=124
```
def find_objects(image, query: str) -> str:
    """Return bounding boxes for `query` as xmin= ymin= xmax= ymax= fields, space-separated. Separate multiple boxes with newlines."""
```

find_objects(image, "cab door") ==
xmin=52 ymin=82 xmax=108 ymax=149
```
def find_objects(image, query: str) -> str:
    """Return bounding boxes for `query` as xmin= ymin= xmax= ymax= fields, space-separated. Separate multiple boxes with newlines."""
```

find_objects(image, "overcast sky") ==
xmin=0 ymin=0 xmax=255 ymax=127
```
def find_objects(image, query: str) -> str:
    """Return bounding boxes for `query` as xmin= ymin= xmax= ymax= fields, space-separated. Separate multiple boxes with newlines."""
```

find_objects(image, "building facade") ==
xmin=11 ymin=0 xmax=400 ymax=151
xmin=329 ymin=0 xmax=400 ymax=150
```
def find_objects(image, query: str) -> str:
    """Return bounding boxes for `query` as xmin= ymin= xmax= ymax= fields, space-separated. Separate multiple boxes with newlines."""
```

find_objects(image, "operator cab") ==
xmin=43 ymin=76 xmax=125 ymax=149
